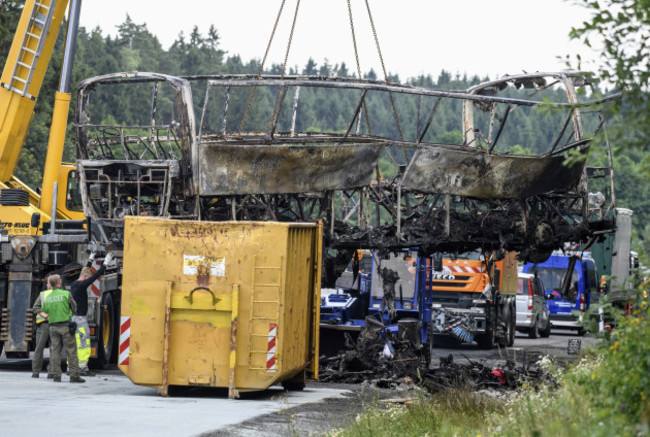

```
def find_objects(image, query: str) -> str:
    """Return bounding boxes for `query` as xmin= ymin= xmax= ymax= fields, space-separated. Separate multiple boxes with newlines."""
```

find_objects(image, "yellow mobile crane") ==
xmin=0 ymin=0 xmax=112 ymax=363
xmin=0 ymin=0 xmax=82 ymax=227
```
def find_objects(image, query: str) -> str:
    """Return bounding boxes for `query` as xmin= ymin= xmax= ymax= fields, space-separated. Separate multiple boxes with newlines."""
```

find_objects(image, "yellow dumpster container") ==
xmin=118 ymin=217 xmax=322 ymax=398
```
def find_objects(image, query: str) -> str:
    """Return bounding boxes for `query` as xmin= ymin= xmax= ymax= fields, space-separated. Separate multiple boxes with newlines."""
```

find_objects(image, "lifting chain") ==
xmin=239 ymin=0 xmax=288 ymax=133
xmin=346 ymin=0 xmax=372 ymax=136
xmin=348 ymin=0 xmax=400 ymax=180
xmin=239 ymin=0 xmax=301 ymax=135
xmin=241 ymin=0 xmax=403 ymax=155
xmin=364 ymin=0 xmax=404 ymax=145
xmin=268 ymin=0 xmax=301 ymax=133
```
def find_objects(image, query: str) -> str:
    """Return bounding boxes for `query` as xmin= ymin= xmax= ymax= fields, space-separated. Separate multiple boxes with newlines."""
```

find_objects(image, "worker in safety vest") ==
xmin=31 ymin=288 xmax=54 ymax=378
xmin=33 ymin=274 xmax=84 ymax=383
xmin=69 ymin=251 xmax=113 ymax=376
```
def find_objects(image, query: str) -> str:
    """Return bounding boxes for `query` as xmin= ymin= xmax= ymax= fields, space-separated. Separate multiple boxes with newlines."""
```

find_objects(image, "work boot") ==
xmin=31 ymin=373 xmax=39 ymax=378
xmin=70 ymin=376 xmax=85 ymax=383
xmin=80 ymin=370 xmax=96 ymax=377
xmin=53 ymin=376 xmax=61 ymax=382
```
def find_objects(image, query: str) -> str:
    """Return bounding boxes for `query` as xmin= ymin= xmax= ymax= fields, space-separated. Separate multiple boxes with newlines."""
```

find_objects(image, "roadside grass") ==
xmin=325 ymin=388 xmax=506 ymax=436
xmin=326 ymin=300 xmax=650 ymax=437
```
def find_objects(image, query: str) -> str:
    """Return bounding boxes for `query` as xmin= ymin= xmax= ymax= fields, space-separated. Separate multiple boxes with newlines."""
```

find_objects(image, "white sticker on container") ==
xmin=183 ymin=255 xmax=226 ymax=276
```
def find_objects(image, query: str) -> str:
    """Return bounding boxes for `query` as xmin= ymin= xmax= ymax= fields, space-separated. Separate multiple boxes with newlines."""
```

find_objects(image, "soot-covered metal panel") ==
xmin=199 ymin=143 xmax=383 ymax=195
xmin=403 ymin=146 xmax=585 ymax=198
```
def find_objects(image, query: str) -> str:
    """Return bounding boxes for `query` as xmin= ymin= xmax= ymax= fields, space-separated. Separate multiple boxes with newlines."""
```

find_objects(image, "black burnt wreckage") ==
xmin=318 ymin=321 xmax=555 ymax=392
xmin=74 ymin=71 xmax=618 ymax=264
xmin=73 ymin=70 xmax=618 ymax=389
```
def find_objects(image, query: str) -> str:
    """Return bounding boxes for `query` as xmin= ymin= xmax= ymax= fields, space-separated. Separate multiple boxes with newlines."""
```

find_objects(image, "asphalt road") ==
xmin=429 ymin=328 xmax=597 ymax=367
xmin=0 ymin=352 xmax=351 ymax=437
xmin=0 ymin=329 xmax=597 ymax=437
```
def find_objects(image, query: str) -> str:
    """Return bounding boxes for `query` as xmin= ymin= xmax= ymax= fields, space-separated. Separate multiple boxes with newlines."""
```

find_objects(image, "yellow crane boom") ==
xmin=0 ymin=0 xmax=70 ymax=182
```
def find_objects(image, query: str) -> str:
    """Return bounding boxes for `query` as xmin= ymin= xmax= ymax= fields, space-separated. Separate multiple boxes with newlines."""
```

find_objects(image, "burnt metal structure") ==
xmin=74 ymin=71 xmax=618 ymax=262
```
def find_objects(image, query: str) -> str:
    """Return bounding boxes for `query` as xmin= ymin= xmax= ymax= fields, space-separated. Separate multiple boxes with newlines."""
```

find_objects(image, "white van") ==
xmin=516 ymin=272 xmax=551 ymax=338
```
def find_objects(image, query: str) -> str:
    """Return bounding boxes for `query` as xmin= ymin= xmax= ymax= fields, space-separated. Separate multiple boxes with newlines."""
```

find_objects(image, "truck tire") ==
xmin=497 ymin=322 xmax=508 ymax=347
xmin=476 ymin=326 xmax=495 ymax=349
xmin=528 ymin=318 xmax=539 ymax=339
xmin=540 ymin=320 xmax=551 ymax=338
xmin=499 ymin=300 xmax=516 ymax=347
xmin=507 ymin=303 xmax=516 ymax=347
xmin=93 ymin=293 xmax=116 ymax=369
xmin=425 ymin=323 xmax=435 ymax=369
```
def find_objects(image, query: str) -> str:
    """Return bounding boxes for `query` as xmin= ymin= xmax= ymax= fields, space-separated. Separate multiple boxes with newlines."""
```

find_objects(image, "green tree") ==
xmin=570 ymin=0 xmax=650 ymax=152
xmin=570 ymin=0 xmax=650 ymax=262
xmin=0 ymin=1 xmax=21 ymax=59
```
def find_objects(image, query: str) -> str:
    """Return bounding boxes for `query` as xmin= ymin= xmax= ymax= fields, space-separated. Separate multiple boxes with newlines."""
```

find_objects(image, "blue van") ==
xmin=522 ymin=252 xmax=598 ymax=331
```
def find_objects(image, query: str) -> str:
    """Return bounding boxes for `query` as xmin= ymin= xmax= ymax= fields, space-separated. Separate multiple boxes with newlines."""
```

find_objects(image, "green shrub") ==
xmin=483 ymin=301 xmax=650 ymax=437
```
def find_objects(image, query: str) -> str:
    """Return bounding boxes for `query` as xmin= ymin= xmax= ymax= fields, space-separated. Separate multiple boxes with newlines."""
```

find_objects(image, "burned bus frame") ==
xmin=74 ymin=71 xmax=619 ymax=262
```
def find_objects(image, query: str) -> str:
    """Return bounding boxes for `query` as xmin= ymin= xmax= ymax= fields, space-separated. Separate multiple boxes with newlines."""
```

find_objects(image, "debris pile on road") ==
xmin=318 ymin=327 xmax=556 ymax=393
xmin=319 ymin=333 xmax=424 ymax=387
xmin=420 ymin=353 xmax=556 ymax=393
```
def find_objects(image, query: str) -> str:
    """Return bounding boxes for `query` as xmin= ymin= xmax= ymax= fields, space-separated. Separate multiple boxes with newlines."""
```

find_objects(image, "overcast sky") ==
xmin=79 ymin=0 xmax=598 ymax=81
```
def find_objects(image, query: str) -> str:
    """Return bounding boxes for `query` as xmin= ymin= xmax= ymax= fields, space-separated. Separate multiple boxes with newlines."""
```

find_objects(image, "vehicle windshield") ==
xmin=371 ymin=252 xmax=417 ymax=299
xmin=529 ymin=266 xmax=578 ymax=292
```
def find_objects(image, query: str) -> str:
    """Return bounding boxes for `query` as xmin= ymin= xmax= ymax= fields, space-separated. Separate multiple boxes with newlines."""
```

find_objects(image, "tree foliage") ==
xmin=571 ymin=1 xmax=650 ymax=90
xmin=0 ymin=7 xmax=647 ymax=256
xmin=570 ymin=1 xmax=650 ymax=150
xmin=570 ymin=0 xmax=650 ymax=260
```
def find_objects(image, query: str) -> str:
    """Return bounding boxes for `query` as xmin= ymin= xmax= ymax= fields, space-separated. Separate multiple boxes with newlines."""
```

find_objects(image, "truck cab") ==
xmin=319 ymin=249 xmax=423 ymax=355
xmin=320 ymin=249 xmax=422 ymax=327
xmin=523 ymin=252 xmax=598 ymax=331
xmin=427 ymin=250 xmax=518 ymax=348
xmin=320 ymin=250 xmax=373 ymax=327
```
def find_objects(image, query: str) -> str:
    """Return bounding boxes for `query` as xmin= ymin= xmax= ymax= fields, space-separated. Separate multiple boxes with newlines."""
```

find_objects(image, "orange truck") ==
xmin=426 ymin=250 xmax=518 ymax=350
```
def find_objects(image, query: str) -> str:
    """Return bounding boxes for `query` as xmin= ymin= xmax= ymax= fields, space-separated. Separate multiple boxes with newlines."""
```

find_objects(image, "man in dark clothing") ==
xmin=33 ymin=274 xmax=84 ymax=383
xmin=70 ymin=251 xmax=113 ymax=375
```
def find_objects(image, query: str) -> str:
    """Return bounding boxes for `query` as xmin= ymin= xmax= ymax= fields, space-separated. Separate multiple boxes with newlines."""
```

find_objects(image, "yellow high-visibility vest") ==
xmin=35 ymin=290 xmax=53 ymax=324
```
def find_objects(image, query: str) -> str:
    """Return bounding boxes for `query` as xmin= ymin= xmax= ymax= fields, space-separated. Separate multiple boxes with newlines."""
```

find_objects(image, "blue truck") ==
xmin=319 ymin=250 xmax=423 ymax=355
xmin=522 ymin=252 xmax=598 ymax=332
xmin=522 ymin=208 xmax=634 ymax=332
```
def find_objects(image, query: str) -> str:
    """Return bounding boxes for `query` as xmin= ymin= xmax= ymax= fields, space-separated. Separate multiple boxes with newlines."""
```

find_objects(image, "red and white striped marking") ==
xmin=88 ymin=260 xmax=101 ymax=297
xmin=119 ymin=316 xmax=131 ymax=366
xmin=449 ymin=265 xmax=486 ymax=273
xmin=266 ymin=323 xmax=277 ymax=372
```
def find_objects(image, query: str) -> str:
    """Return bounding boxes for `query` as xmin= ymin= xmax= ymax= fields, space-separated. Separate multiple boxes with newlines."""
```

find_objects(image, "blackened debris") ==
xmin=318 ymin=334 xmax=555 ymax=393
